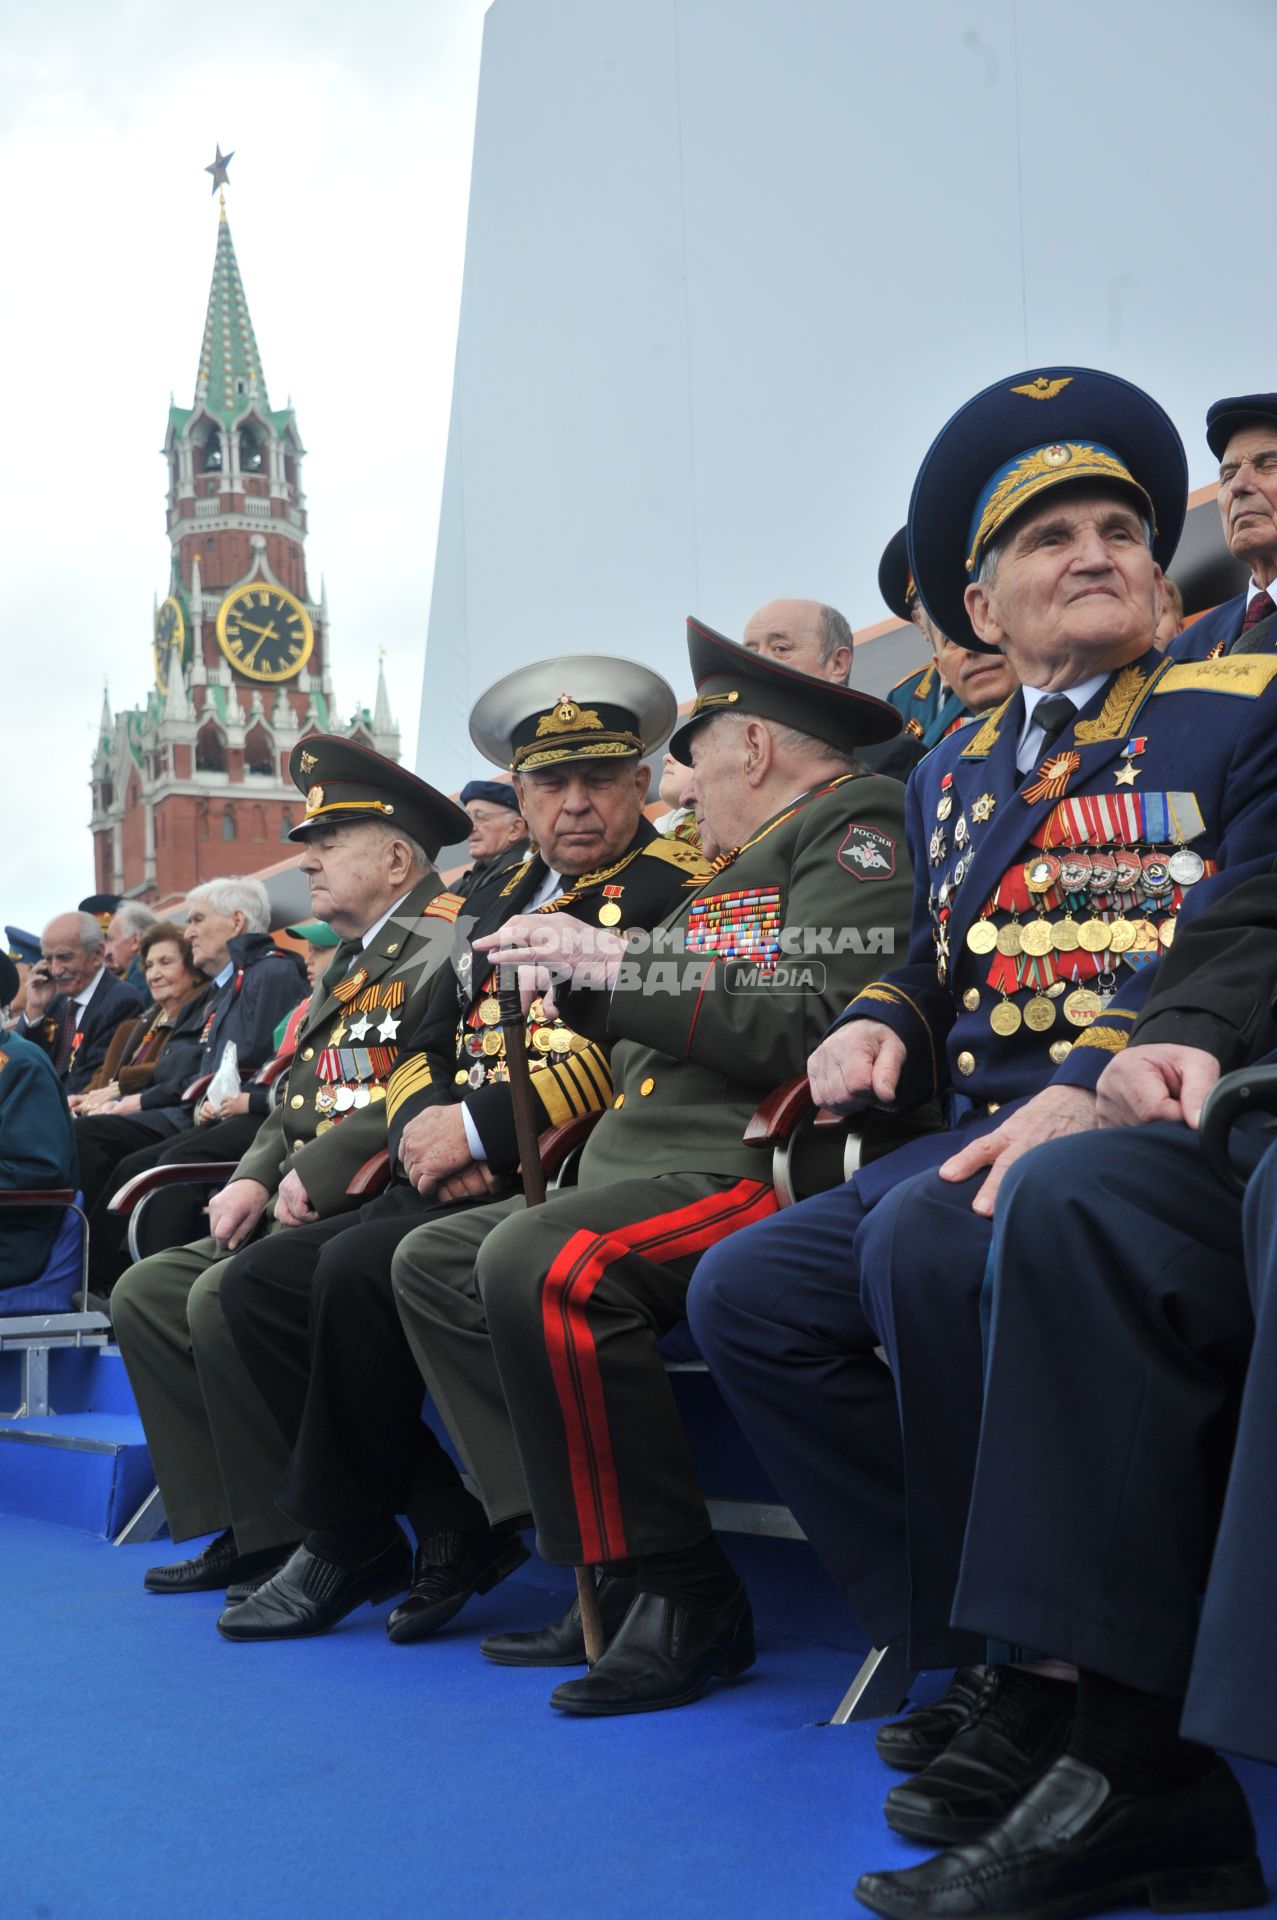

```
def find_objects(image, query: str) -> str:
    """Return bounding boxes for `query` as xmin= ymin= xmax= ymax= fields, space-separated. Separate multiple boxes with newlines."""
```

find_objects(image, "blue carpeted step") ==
xmin=0 ymin=1410 xmax=153 ymax=1538
xmin=0 ymin=1341 xmax=137 ymax=1417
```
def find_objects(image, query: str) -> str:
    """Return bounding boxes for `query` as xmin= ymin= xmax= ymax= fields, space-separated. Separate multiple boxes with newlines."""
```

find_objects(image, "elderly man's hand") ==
xmin=273 ymin=1168 xmax=320 ymax=1229
xmin=23 ymin=963 xmax=56 ymax=1020
xmin=807 ymin=1019 xmax=906 ymax=1113
xmin=435 ymin=1164 xmax=506 ymax=1204
xmin=208 ymin=1178 xmax=271 ymax=1252
xmin=473 ymin=913 xmax=626 ymax=1017
xmin=399 ymin=1105 xmax=474 ymax=1199
xmin=1096 ymin=1043 xmax=1221 ymax=1131
xmin=938 ymin=1084 xmax=1098 ymax=1217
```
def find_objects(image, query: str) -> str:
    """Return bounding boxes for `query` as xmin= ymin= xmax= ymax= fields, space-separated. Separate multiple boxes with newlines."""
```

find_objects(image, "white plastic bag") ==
xmin=206 ymin=1040 xmax=240 ymax=1111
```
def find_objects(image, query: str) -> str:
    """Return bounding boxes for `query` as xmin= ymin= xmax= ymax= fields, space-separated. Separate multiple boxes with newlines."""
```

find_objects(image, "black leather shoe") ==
xmin=385 ymin=1524 xmax=530 ymax=1644
xmin=877 ymin=1667 xmax=994 ymax=1772
xmin=856 ymin=1756 xmax=1264 ymax=1918
xmin=224 ymin=1565 xmax=287 ymax=1606
xmin=549 ymin=1585 xmax=755 ymax=1716
xmin=884 ymin=1666 xmax=1074 ymax=1844
xmin=481 ymin=1573 xmax=640 ymax=1667
xmin=144 ymin=1529 xmax=293 ymax=1595
xmin=216 ymin=1531 xmax=412 ymax=1641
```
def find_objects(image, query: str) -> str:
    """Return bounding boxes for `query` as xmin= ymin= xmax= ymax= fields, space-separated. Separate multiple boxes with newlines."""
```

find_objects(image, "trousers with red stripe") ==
xmin=390 ymin=1173 xmax=776 ymax=1566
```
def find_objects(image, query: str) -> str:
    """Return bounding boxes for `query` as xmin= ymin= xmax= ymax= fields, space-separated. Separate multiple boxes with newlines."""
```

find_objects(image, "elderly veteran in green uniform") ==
xmin=212 ymin=660 xmax=709 ymax=1643
xmin=382 ymin=622 xmax=914 ymax=1713
xmin=112 ymin=737 xmax=470 ymax=1597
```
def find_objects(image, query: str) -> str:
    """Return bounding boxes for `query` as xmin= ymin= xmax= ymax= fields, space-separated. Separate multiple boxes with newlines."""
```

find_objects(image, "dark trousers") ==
xmin=218 ymin=1185 xmax=479 ymax=1535
xmin=953 ymin=1123 xmax=1274 ymax=1762
xmin=83 ymin=1111 xmax=264 ymax=1294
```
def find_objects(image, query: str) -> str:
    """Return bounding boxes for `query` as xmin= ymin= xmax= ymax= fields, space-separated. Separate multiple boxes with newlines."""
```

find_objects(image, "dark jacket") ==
xmin=20 ymin=969 xmax=145 ymax=1095
xmin=139 ymin=935 xmax=307 ymax=1136
xmin=0 ymin=1029 xmax=78 ymax=1288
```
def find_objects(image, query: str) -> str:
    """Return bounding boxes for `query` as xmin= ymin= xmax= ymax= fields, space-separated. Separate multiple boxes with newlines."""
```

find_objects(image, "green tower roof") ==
xmin=191 ymin=196 xmax=270 ymax=428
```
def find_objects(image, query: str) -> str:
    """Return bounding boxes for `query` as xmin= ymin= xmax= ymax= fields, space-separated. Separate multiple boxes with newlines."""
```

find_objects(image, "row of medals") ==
xmin=315 ymin=1083 xmax=385 ymax=1128
xmin=935 ymin=839 xmax=1206 ymax=1046
xmin=453 ymin=994 xmax=592 ymax=1091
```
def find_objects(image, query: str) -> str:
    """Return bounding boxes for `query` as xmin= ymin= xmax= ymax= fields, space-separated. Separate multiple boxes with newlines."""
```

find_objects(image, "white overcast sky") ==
xmin=0 ymin=0 xmax=491 ymax=935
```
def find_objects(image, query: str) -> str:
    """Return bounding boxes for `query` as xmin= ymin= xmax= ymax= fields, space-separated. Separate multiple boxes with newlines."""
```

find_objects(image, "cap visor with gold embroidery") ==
xmin=287 ymin=734 xmax=469 ymax=856
xmin=670 ymin=617 xmax=902 ymax=762
xmin=908 ymin=366 xmax=1187 ymax=652
xmin=469 ymin=655 xmax=677 ymax=773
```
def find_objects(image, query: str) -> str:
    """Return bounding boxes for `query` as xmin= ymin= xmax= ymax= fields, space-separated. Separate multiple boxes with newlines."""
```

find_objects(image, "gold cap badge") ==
xmin=1011 ymin=376 xmax=1073 ymax=401
xmin=536 ymin=697 xmax=604 ymax=738
xmin=299 ymin=750 xmax=318 ymax=775
xmin=306 ymin=784 xmax=324 ymax=812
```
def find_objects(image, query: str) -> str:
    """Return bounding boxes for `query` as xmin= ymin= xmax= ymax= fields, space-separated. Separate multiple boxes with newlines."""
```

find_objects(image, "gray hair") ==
xmin=186 ymin=877 xmax=272 ymax=934
xmin=977 ymin=503 xmax=1155 ymax=586
xmin=705 ymin=709 xmax=856 ymax=776
xmin=818 ymin=604 xmax=855 ymax=674
xmin=70 ymin=911 xmax=106 ymax=952
xmin=365 ymin=818 xmax=432 ymax=876
xmin=113 ymin=900 xmax=157 ymax=938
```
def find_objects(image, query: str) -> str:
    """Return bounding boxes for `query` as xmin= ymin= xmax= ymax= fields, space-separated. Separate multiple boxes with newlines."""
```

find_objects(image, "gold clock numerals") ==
xmin=215 ymin=583 xmax=315 ymax=683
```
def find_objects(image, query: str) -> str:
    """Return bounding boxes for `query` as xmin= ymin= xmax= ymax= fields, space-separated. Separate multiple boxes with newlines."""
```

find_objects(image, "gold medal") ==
xmin=481 ymin=1030 xmax=504 ymax=1056
xmin=368 ymin=1086 xmax=386 ymax=1103
xmin=532 ymin=1027 xmax=556 ymax=1053
xmin=1063 ymin=988 xmax=1102 ymax=1028
xmin=316 ymin=1118 xmax=334 ymax=1135
xmin=1076 ymin=918 xmax=1111 ymax=953
xmin=1052 ymin=915 xmax=1080 ymax=953
xmin=1049 ymin=1039 xmax=1074 ymax=1065
xmin=1106 ymin=918 xmax=1136 ymax=953
xmin=990 ymin=1000 xmax=1022 ymax=1037
xmin=598 ymin=902 xmax=623 ymax=927
xmin=1130 ymin=919 xmax=1161 ymax=953
xmin=478 ymin=998 xmax=501 ymax=1027
xmin=1160 ymin=918 xmax=1177 ymax=947
xmin=1019 ymin=918 xmax=1054 ymax=957
xmin=962 ymin=988 xmax=981 ymax=1012
xmin=966 ymin=920 xmax=998 ymax=955
xmin=995 ymin=922 xmax=1023 ymax=957
xmin=454 ymin=1069 xmax=469 ymax=1085
xmin=1024 ymin=995 xmax=1057 ymax=1032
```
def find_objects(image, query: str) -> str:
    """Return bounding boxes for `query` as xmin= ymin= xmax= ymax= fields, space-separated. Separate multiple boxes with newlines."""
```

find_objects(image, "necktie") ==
xmin=1241 ymin=588 xmax=1275 ymax=633
xmin=1033 ymin=694 xmax=1076 ymax=750
xmin=320 ymin=937 xmax=364 ymax=994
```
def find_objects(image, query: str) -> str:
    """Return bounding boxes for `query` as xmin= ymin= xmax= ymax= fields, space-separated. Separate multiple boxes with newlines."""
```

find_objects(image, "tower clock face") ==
xmin=216 ymin=584 xmax=314 ymax=683
xmin=154 ymin=595 xmax=186 ymax=693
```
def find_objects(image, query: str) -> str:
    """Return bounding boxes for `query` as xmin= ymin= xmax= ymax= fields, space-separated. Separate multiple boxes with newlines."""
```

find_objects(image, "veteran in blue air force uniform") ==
xmin=688 ymin=371 xmax=1277 ymax=1804
xmin=0 ymin=953 xmax=78 ymax=1291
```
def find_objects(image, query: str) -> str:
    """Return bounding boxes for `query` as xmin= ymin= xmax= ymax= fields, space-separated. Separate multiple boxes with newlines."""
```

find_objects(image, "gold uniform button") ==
xmin=302 ymin=1047 xmax=315 ymax=1062
xmin=956 ymin=1051 xmax=976 ymax=1077
xmin=613 ymin=1093 xmax=625 ymax=1109
xmin=1049 ymin=1039 xmax=1074 ymax=1065
xmin=987 ymin=1101 xmax=1001 ymax=1114
xmin=455 ymin=1069 xmax=469 ymax=1085
xmin=639 ymin=1077 xmax=655 ymax=1096
xmin=290 ymin=1093 xmax=305 ymax=1109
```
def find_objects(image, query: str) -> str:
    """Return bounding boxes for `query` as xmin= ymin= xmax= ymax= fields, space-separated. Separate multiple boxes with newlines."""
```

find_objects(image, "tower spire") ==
xmin=373 ymin=651 xmax=396 ymax=735
xmin=193 ymin=200 xmax=269 ymax=425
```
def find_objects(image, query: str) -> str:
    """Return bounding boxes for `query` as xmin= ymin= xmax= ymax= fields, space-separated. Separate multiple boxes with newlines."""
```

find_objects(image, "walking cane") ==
xmin=498 ymin=974 xmax=607 ymax=1666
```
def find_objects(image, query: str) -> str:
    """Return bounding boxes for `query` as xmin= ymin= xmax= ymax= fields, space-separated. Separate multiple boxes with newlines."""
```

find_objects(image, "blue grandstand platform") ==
xmin=1 ymin=1344 xmax=1273 ymax=1919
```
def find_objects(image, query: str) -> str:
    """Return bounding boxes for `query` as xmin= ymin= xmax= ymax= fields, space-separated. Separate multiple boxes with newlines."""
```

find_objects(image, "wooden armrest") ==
xmin=257 ymin=1050 xmax=295 ymax=1088
xmin=0 ymin=1189 xmax=79 ymax=1207
xmin=346 ymin=1150 xmax=391 ymax=1199
xmin=743 ymin=1075 xmax=814 ymax=1146
xmin=108 ymin=1161 xmax=237 ymax=1217
xmin=536 ymin=1111 xmax=604 ymax=1178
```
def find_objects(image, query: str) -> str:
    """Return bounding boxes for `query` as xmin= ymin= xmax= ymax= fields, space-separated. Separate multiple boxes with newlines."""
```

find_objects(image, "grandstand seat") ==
xmin=0 ymin=1191 xmax=112 ymax=1416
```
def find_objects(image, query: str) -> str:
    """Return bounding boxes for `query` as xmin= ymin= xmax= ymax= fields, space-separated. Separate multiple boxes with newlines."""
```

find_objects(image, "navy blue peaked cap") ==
xmin=1206 ymin=393 xmax=1277 ymax=461
xmin=908 ymin=367 xmax=1188 ymax=652
xmin=877 ymin=528 xmax=916 ymax=625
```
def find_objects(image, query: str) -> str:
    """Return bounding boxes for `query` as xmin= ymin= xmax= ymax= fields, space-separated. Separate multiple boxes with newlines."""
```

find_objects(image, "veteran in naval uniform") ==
xmin=688 ymin=367 xmax=1277 ymax=1842
xmin=213 ymin=661 xmax=712 ymax=1643
xmin=112 ymin=737 xmax=470 ymax=1597
xmin=378 ymin=621 xmax=916 ymax=1713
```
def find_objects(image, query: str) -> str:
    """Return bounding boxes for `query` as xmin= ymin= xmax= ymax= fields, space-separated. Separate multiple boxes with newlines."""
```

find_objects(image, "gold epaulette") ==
xmin=890 ymin=663 xmax=934 ymax=701
xmin=1154 ymin=657 xmax=1277 ymax=698
xmin=643 ymin=836 xmax=713 ymax=877
xmin=960 ymin=694 xmax=1017 ymax=758
xmin=423 ymin=891 xmax=466 ymax=923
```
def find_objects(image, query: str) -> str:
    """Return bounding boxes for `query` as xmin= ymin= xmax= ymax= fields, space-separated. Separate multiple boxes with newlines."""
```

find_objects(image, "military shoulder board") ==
xmin=424 ymin=892 xmax=466 ymax=924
